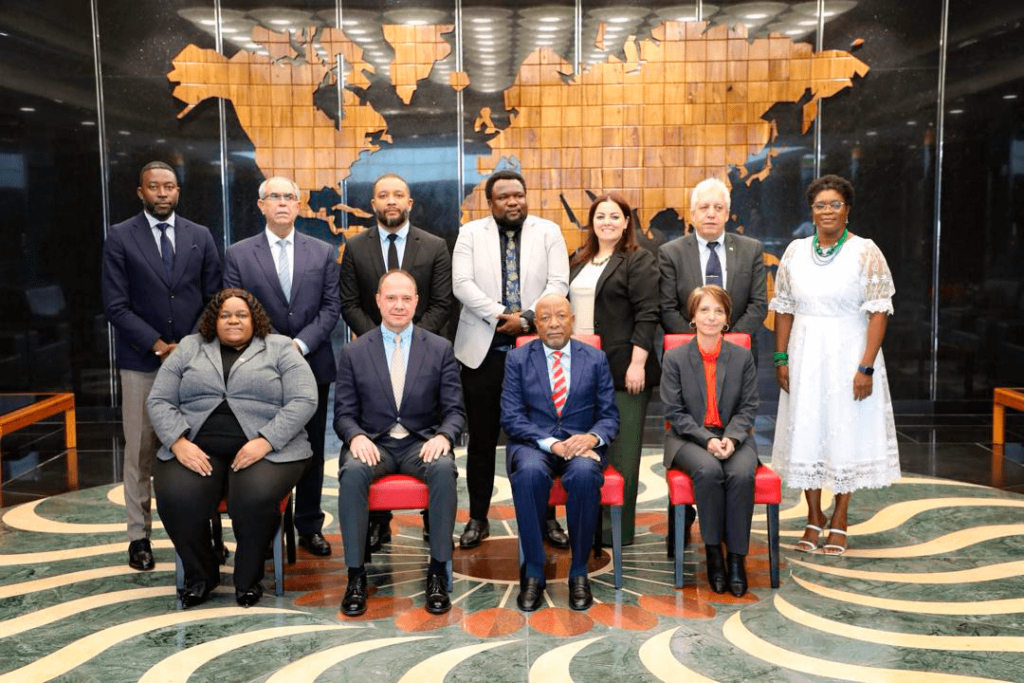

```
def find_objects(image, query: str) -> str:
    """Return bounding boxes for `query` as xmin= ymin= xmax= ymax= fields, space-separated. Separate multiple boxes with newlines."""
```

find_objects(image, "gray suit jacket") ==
xmin=658 ymin=232 xmax=767 ymax=335
xmin=660 ymin=338 xmax=758 ymax=467
xmin=147 ymin=333 xmax=318 ymax=463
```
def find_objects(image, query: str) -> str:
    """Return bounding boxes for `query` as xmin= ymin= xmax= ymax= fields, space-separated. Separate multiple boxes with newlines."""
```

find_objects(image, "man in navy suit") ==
xmin=334 ymin=270 xmax=465 ymax=617
xmin=102 ymin=161 xmax=222 ymax=571
xmin=224 ymin=176 xmax=341 ymax=557
xmin=501 ymin=294 xmax=619 ymax=612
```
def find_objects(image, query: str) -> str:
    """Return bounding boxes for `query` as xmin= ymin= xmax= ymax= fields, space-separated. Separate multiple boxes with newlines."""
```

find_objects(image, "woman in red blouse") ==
xmin=660 ymin=285 xmax=759 ymax=596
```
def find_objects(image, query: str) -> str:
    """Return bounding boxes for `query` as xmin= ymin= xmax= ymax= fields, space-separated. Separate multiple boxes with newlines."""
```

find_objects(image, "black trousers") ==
xmin=294 ymin=382 xmax=330 ymax=535
xmin=460 ymin=348 xmax=507 ymax=521
xmin=155 ymin=454 xmax=306 ymax=593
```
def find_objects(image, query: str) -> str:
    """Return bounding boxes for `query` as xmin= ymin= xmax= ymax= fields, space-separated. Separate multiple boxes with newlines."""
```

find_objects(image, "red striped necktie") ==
xmin=552 ymin=350 xmax=567 ymax=415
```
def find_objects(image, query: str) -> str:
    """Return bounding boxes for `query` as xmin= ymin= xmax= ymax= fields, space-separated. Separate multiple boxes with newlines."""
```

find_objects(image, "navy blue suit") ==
xmin=501 ymin=339 xmax=619 ymax=581
xmin=224 ymin=230 xmax=341 ymax=535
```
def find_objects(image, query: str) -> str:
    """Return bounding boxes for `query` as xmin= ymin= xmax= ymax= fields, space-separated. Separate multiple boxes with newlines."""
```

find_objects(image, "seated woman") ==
xmin=660 ymin=285 xmax=759 ymax=597
xmin=147 ymin=288 xmax=317 ymax=607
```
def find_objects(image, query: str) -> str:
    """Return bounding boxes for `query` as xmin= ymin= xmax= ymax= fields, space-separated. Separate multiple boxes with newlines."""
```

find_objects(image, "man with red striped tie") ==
xmin=500 ymin=294 xmax=619 ymax=612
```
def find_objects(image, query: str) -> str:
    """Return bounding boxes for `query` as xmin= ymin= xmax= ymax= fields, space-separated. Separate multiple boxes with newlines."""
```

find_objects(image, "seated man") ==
xmin=501 ymin=294 xmax=619 ymax=612
xmin=334 ymin=270 xmax=465 ymax=617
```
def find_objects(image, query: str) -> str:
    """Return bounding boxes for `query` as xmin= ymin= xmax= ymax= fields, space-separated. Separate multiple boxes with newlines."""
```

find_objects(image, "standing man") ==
xmin=501 ymin=294 xmax=619 ymax=611
xmin=452 ymin=169 xmax=570 ymax=549
xmin=334 ymin=270 xmax=464 ymax=617
xmin=339 ymin=172 xmax=453 ymax=550
xmin=224 ymin=176 xmax=341 ymax=557
xmin=102 ymin=160 xmax=222 ymax=571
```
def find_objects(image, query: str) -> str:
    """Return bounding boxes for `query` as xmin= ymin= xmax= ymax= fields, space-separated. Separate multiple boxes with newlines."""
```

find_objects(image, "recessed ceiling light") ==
xmin=949 ymin=109 xmax=964 ymax=114
xmin=200 ymin=19 xmax=216 ymax=26
xmin=82 ymin=121 xmax=96 ymax=126
xmin=220 ymin=28 xmax=238 ymax=34
xmin=539 ymin=17 xmax=561 ymax=22
xmin=608 ymin=17 xmax=631 ymax=23
xmin=866 ymin=131 xmax=877 ymax=136
xmin=269 ymin=19 xmax=291 ymax=25
xmin=155 ymin=138 xmax=165 ymax=143
xmin=906 ymin=120 xmax=917 ymax=126
xmin=745 ymin=13 xmax=769 ymax=18
xmin=471 ymin=17 xmax=492 ymax=23
xmin=1003 ymin=94 xmax=1018 ymax=100
xmin=19 ymin=106 xmax=35 ymax=112
xmin=118 ymin=130 xmax=130 ymax=135
xmin=347 ymin=28 xmax=367 ymax=34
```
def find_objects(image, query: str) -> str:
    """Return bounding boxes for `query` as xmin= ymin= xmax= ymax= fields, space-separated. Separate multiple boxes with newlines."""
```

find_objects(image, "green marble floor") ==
xmin=2 ymin=446 xmax=1024 ymax=682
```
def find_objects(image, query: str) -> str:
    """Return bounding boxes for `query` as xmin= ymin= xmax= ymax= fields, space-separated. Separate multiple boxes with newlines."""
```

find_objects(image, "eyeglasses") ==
xmin=812 ymin=200 xmax=845 ymax=212
xmin=265 ymin=192 xmax=298 ymax=202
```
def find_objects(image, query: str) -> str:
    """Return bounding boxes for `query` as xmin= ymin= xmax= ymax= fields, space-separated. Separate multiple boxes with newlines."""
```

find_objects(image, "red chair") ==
xmin=662 ymin=333 xmax=782 ymax=590
xmin=513 ymin=334 xmax=624 ymax=588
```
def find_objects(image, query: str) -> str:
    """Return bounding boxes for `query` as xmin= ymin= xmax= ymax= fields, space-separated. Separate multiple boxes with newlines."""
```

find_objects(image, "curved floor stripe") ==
xmin=637 ymin=627 xmax=718 ymax=683
xmin=774 ymin=593 xmax=1024 ymax=652
xmin=792 ymin=575 xmax=1024 ymax=615
xmin=137 ymin=625 xmax=360 ymax=683
xmin=836 ymin=524 xmax=1024 ymax=558
xmin=0 ymin=586 xmax=175 ymax=638
xmin=528 ymin=636 xmax=604 ymax=683
xmin=636 ymin=455 xmax=667 ymax=505
xmin=896 ymin=476 xmax=987 ymax=489
xmin=722 ymin=612 xmax=1007 ymax=682
xmin=264 ymin=636 xmax=436 ymax=683
xmin=0 ymin=607 xmax=299 ymax=682
xmin=789 ymin=557 xmax=1024 ymax=584
xmin=0 ymin=562 xmax=175 ymax=597
xmin=2 ymin=499 xmax=164 ymax=534
xmin=395 ymin=639 xmax=519 ymax=683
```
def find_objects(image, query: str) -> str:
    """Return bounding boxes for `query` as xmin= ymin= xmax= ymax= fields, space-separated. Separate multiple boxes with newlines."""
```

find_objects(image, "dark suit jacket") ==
xmin=500 ymin=339 xmax=620 ymax=467
xmin=658 ymin=232 xmax=767 ymax=335
xmin=569 ymin=248 xmax=661 ymax=390
xmin=223 ymin=230 xmax=341 ymax=384
xmin=333 ymin=325 xmax=465 ymax=447
xmin=339 ymin=224 xmax=452 ymax=336
xmin=102 ymin=212 xmax=222 ymax=372
xmin=659 ymin=338 xmax=758 ymax=467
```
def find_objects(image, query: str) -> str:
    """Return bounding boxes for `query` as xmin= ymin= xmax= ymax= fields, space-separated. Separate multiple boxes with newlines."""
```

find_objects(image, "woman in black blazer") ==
xmin=568 ymin=193 xmax=660 ymax=545
xmin=661 ymin=285 xmax=759 ymax=596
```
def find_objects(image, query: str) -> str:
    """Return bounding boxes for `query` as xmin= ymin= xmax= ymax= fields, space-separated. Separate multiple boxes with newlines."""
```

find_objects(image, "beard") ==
xmin=143 ymin=198 xmax=177 ymax=220
xmin=376 ymin=207 xmax=410 ymax=229
xmin=494 ymin=213 xmax=526 ymax=230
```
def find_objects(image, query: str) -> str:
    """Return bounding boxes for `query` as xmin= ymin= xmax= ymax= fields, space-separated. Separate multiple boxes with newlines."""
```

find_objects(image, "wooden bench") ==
xmin=993 ymin=387 xmax=1024 ymax=445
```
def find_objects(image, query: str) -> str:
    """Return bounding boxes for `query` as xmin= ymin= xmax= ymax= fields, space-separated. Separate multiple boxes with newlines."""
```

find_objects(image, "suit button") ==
xmin=170 ymin=294 xmax=175 ymax=299
xmin=167 ymin=318 xmax=173 ymax=324
xmin=289 ymin=312 xmax=293 ymax=316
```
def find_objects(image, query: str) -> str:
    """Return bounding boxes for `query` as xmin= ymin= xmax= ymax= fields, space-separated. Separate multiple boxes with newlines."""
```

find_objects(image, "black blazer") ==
xmin=568 ymin=247 xmax=661 ymax=391
xmin=339 ymin=224 xmax=452 ymax=336
xmin=659 ymin=338 xmax=758 ymax=467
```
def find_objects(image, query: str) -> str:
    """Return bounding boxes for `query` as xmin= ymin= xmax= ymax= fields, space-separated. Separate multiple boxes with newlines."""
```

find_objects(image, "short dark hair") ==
xmin=377 ymin=268 xmax=418 ymax=293
xmin=197 ymin=288 xmax=273 ymax=342
xmin=484 ymin=169 xmax=526 ymax=201
xmin=686 ymin=285 xmax=733 ymax=324
xmin=139 ymin=161 xmax=177 ymax=186
xmin=806 ymin=174 xmax=854 ymax=209
xmin=372 ymin=172 xmax=410 ymax=196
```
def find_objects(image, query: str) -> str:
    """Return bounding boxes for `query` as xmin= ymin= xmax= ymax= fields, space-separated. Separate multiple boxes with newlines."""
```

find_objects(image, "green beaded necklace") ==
xmin=811 ymin=226 xmax=848 ymax=265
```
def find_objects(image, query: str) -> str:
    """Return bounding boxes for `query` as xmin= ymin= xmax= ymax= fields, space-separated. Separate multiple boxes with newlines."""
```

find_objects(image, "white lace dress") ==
xmin=769 ymin=235 xmax=900 ymax=493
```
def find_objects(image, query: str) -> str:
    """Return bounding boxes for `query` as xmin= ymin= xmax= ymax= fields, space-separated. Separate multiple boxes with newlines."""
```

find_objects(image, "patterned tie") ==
xmin=705 ymin=240 xmax=723 ymax=287
xmin=551 ymin=350 xmax=567 ymax=416
xmin=387 ymin=233 xmax=399 ymax=271
xmin=390 ymin=335 xmax=409 ymax=438
xmin=276 ymin=239 xmax=291 ymax=303
xmin=503 ymin=230 xmax=521 ymax=311
xmin=155 ymin=223 xmax=174 ymax=281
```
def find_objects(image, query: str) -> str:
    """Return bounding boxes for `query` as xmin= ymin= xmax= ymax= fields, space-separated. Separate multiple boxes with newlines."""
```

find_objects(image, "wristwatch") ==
xmin=519 ymin=316 xmax=530 ymax=332
xmin=857 ymin=364 xmax=874 ymax=376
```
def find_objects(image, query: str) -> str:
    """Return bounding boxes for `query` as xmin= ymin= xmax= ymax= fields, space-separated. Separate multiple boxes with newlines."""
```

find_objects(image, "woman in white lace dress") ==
xmin=770 ymin=175 xmax=900 ymax=556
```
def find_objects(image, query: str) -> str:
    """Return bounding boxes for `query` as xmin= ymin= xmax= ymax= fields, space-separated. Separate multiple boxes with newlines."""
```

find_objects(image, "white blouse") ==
xmin=568 ymin=260 xmax=608 ymax=334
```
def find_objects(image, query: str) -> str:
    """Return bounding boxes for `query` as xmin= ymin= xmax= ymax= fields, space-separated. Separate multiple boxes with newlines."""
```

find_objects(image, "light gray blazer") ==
xmin=146 ymin=333 xmax=318 ymax=463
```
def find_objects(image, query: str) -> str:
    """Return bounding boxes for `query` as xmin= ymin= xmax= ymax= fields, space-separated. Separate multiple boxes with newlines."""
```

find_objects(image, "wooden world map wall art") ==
xmin=169 ymin=20 xmax=868 ymax=256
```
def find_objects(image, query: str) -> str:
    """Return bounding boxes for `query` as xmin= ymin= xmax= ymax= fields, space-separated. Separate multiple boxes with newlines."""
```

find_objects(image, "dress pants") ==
xmin=602 ymin=389 xmax=650 ymax=545
xmin=460 ymin=348 xmax=507 ymax=521
xmin=294 ymin=382 xmax=330 ymax=535
xmin=154 ymin=454 xmax=306 ymax=592
xmin=337 ymin=434 xmax=457 ymax=568
xmin=669 ymin=438 xmax=757 ymax=554
xmin=508 ymin=447 xmax=604 ymax=582
xmin=120 ymin=369 xmax=159 ymax=542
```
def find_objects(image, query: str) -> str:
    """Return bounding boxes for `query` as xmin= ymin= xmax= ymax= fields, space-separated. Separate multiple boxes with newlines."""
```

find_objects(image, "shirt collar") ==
xmin=695 ymin=231 xmax=724 ymax=249
xmin=144 ymin=211 xmax=176 ymax=228
xmin=265 ymin=225 xmax=295 ymax=247
xmin=380 ymin=323 xmax=414 ymax=345
xmin=379 ymin=221 xmax=410 ymax=243
xmin=543 ymin=340 xmax=571 ymax=362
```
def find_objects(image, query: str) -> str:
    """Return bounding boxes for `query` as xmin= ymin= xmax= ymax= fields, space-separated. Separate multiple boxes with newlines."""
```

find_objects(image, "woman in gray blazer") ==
xmin=661 ymin=285 xmax=759 ymax=597
xmin=147 ymin=288 xmax=317 ymax=608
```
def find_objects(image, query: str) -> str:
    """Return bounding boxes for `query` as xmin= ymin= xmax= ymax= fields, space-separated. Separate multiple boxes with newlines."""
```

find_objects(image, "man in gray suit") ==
xmin=224 ymin=176 xmax=341 ymax=557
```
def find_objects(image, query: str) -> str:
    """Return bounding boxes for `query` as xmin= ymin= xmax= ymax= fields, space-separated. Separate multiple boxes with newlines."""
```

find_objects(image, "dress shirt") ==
xmin=264 ymin=226 xmax=308 ymax=356
xmin=144 ymin=211 xmax=176 ymax=256
xmin=380 ymin=323 xmax=413 ymax=377
xmin=536 ymin=342 xmax=604 ymax=453
xmin=567 ymin=260 xmax=607 ymax=334
xmin=378 ymin=221 xmax=410 ymax=269
xmin=695 ymin=231 xmax=728 ymax=289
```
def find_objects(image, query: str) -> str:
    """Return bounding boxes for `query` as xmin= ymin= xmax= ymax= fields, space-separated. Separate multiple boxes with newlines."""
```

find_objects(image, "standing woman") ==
xmin=771 ymin=175 xmax=900 ymax=555
xmin=568 ymin=193 xmax=660 ymax=544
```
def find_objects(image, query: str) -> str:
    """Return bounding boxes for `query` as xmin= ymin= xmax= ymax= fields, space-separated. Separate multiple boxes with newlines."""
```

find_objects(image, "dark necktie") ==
xmin=156 ymin=223 xmax=174 ymax=281
xmin=387 ymin=233 xmax=399 ymax=271
xmin=705 ymin=240 xmax=722 ymax=287
xmin=503 ymin=230 xmax=521 ymax=311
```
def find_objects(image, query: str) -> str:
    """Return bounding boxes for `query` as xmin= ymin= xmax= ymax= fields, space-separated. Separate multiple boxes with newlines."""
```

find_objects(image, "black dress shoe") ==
xmin=368 ymin=521 xmax=392 ymax=553
xmin=179 ymin=581 xmax=218 ymax=608
xmin=128 ymin=539 xmax=155 ymax=571
xmin=459 ymin=518 xmax=489 ymax=549
xmin=235 ymin=583 xmax=263 ymax=607
xmin=299 ymin=532 xmax=332 ymax=556
xmin=342 ymin=573 xmax=368 ymax=617
xmin=544 ymin=519 xmax=570 ymax=549
xmin=727 ymin=552 xmax=748 ymax=597
xmin=516 ymin=576 xmax=545 ymax=612
xmin=424 ymin=573 xmax=451 ymax=614
xmin=568 ymin=576 xmax=593 ymax=611
xmin=705 ymin=544 xmax=727 ymax=594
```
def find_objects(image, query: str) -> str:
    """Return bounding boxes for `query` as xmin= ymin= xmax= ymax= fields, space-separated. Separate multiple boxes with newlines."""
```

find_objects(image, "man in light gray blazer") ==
xmin=452 ymin=169 xmax=569 ymax=549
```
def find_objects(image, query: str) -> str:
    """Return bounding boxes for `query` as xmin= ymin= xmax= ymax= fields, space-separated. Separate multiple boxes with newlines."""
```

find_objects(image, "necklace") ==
xmin=811 ymin=227 xmax=849 ymax=265
xmin=592 ymin=254 xmax=612 ymax=266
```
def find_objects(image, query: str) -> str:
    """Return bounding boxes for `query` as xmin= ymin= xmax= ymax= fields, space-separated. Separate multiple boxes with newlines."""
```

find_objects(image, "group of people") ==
xmin=102 ymin=161 xmax=899 ymax=615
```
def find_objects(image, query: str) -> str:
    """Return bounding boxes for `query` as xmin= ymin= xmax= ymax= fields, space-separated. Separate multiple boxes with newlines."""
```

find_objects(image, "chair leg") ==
xmin=767 ymin=502 xmax=780 ymax=589
xmin=284 ymin=495 xmax=296 ymax=565
xmin=446 ymin=559 xmax=453 ymax=593
xmin=174 ymin=551 xmax=184 ymax=609
xmin=673 ymin=504 xmax=686 ymax=588
xmin=666 ymin=500 xmax=675 ymax=557
xmin=611 ymin=505 xmax=622 ymax=589
xmin=273 ymin=515 xmax=285 ymax=597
